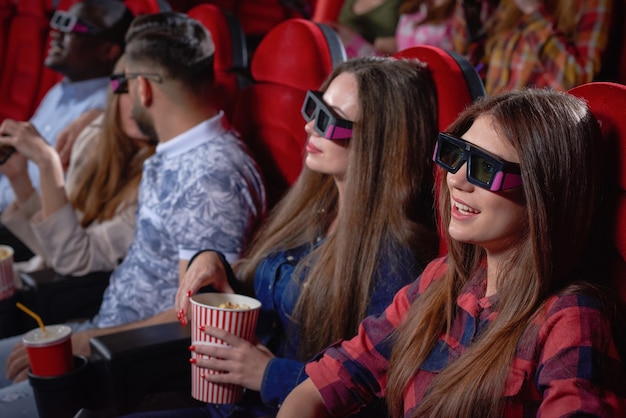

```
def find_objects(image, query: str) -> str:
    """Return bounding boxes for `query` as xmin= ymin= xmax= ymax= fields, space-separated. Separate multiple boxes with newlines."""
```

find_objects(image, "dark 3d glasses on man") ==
xmin=109 ymin=74 xmax=128 ymax=94
xmin=301 ymin=90 xmax=353 ymax=140
xmin=433 ymin=132 xmax=523 ymax=191
xmin=50 ymin=10 xmax=103 ymax=35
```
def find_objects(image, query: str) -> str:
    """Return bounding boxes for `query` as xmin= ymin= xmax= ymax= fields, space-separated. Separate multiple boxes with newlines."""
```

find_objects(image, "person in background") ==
xmin=0 ymin=0 xmax=133 ymax=213
xmin=332 ymin=0 xmax=495 ymax=59
xmin=0 ymin=0 xmax=134 ymax=265
xmin=475 ymin=0 xmax=613 ymax=94
xmin=333 ymin=0 xmax=403 ymax=57
xmin=0 ymin=12 xmax=265 ymax=417
xmin=277 ymin=89 xmax=626 ymax=417
xmin=0 ymin=54 xmax=155 ymax=276
xmin=393 ymin=0 xmax=494 ymax=55
xmin=123 ymin=55 xmax=441 ymax=418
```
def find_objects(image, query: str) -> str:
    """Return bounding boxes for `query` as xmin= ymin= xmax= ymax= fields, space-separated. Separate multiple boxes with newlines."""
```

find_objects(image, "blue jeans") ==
xmin=119 ymin=390 xmax=277 ymax=418
xmin=0 ymin=334 xmax=38 ymax=417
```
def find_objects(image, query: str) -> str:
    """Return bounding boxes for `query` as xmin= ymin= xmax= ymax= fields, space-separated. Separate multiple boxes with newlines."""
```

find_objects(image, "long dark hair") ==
xmin=236 ymin=56 xmax=440 ymax=360
xmin=387 ymin=89 xmax=609 ymax=417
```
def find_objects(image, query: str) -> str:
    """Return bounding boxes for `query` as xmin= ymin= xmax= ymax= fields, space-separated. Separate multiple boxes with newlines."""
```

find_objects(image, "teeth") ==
xmin=455 ymin=202 xmax=479 ymax=215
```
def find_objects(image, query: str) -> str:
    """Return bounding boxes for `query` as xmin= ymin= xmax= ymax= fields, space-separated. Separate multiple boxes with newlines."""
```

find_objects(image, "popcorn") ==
xmin=217 ymin=301 xmax=250 ymax=310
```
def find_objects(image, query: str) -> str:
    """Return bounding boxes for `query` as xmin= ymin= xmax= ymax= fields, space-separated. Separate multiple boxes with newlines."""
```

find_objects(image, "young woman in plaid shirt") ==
xmin=278 ymin=89 xmax=626 ymax=417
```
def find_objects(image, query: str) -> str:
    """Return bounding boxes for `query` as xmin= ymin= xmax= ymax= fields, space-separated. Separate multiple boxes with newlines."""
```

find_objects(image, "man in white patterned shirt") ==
xmin=0 ymin=12 xmax=266 ymax=417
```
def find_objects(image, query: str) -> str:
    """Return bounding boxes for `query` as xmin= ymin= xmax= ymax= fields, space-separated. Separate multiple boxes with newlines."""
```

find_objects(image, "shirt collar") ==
xmin=155 ymin=111 xmax=228 ymax=158
xmin=59 ymin=76 xmax=110 ymax=100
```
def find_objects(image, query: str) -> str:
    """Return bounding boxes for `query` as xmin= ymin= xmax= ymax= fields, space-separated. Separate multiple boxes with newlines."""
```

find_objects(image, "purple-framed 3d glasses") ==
xmin=433 ymin=132 xmax=523 ymax=191
xmin=50 ymin=10 xmax=103 ymax=35
xmin=301 ymin=90 xmax=353 ymax=140
xmin=109 ymin=73 xmax=128 ymax=94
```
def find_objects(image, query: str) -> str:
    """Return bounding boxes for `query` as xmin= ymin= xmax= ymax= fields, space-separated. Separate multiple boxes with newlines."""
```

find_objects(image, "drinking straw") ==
xmin=16 ymin=302 xmax=47 ymax=336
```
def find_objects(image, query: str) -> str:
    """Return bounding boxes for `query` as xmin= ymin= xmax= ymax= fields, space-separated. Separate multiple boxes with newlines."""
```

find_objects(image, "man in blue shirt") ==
xmin=0 ymin=0 xmax=134 ymax=259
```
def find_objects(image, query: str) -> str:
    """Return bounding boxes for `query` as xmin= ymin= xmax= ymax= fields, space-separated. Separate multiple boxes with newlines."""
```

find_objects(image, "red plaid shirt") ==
xmin=306 ymin=257 xmax=626 ymax=417
xmin=482 ymin=0 xmax=612 ymax=94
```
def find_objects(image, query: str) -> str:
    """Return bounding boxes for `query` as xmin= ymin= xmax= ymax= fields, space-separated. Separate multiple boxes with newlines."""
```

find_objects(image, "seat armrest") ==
xmin=18 ymin=269 xmax=111 ymax=326
xmin=88 ymin=322 xmax=193 ymax=416
xmin=90 ymin=321 xmax=191 ymax=360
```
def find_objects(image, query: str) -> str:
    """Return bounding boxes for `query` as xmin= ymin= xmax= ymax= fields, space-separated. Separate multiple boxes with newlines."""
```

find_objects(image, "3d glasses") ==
xmin=50 ymin=10 xmax=103 ymax=35
xmin=109 ymin=74 xmax=128 ymax=94
xmin=433 ymin=132 xmax=523 ymax=191
xmin=301 ymin=90 xmax=353 ymax=140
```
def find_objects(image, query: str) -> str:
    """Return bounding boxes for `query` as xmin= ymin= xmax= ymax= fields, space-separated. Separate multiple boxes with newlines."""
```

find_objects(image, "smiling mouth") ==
xmin=454 ymin=201 xmax=480 ymax=215
xmin=48 ymin=42 xmax=63 ymax=55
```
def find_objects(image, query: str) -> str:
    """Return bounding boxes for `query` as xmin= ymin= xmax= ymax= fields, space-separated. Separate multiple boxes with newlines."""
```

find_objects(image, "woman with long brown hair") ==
xmin=277 ymin=89 xmax=626 ymax=417
xmin=0 ymin=54 xmax=155 ymax=275
xmin=128 ymin=56 xmax=440 ymax=418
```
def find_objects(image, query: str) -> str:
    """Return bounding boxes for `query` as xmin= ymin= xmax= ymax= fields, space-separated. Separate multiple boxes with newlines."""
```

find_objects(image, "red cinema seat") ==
xmin=124 ymin=0 xmax=171 ymax=15
xmin=231 ymin=17 xmax=346 ymax=208
xmin=0 ymin=0 xmax=17 ymax=85
xmin=0 ymin=0 xmax=51 ymax=123
xmin=312 ymin=0 xmax=344 ymax=23
xmin=394 ymin=45 xmax=485 ymax=132
xmin=188 ymin=3 xmax=248 ymax=121
xmin=569 ymin=82 xmax=626 ymax=303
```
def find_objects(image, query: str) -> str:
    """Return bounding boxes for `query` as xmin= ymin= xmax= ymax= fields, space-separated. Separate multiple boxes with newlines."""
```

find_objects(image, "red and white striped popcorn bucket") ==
xmin=190 ymin=293 xmax=261 ymax=404
xmin=0 ymin=245 xmax=15 ymax=300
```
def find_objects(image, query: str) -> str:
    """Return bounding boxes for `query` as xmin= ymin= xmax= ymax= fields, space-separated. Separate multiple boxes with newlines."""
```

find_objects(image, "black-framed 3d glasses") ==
xmin=50 ymin=10 xmax=103 ymax=35
xmin=301 ymin=90 xmax=353 ymax=140
xmin=433 ymin=132 xmax=523 ymax=191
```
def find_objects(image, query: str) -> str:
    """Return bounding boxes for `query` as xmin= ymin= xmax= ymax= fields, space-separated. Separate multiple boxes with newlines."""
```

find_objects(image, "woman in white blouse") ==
xmin=0 ymin=54 xmax=155 ymax=275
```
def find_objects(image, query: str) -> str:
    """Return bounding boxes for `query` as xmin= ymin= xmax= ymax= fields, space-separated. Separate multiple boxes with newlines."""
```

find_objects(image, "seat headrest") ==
xmin=251 ymin=18 xmax=335 ymax=90
xmin=394 ymin=45 xmax=485 ymax=132
xmin=188 ymin=4 xmax=238 ymax=71
xmin=569 ymin=82 xmax=626 ymax=191
xmin=569 ymin=82 xmax=626 ymax=263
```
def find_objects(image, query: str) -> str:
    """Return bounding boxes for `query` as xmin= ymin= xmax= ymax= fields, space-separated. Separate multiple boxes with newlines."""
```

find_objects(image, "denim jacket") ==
xmin=203 ymin=242 xmax=423 ymax=415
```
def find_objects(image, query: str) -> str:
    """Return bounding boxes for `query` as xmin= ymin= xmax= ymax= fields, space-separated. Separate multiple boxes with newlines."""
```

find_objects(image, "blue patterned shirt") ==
xmin=93 ymin=113 xmax=265 ymax=328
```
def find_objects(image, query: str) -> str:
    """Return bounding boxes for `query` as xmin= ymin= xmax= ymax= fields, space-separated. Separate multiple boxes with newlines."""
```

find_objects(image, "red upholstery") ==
xmin=188 ymin=3 xmax=248 ymax=120
xmin=617 ymin=0 xmax=626 ymax=84
xmin=312 ymin=0 xmax=344 ymax=23
xmin=231 ymin=18 xmax=346 ymax=207
xmin=0 ymin=0 xmax=51 ymax=123
xmin=394 ymin=45 xmax=485 ymax=132
xmin=125 ymin=0 xmax=170 ymax=15
xmin=0 ymin=0 xmax=16 ymax=85
xmin=569 ymin=82 xmax=626 ymax=301
xmin=235 ymin=0 xmax=306 ymax=36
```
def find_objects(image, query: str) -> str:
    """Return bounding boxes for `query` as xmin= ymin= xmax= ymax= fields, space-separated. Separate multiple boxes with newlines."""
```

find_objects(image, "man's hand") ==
xmin=6 ymin=341 xmax=30 ymax=383
xmin=71 ymin=330 xmax=93 ymax=357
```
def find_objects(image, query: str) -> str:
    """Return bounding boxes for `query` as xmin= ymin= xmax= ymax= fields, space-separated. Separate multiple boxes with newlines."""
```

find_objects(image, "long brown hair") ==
xmin=386 ymin=89 xmax=605 ymax=417
xmin=236 ymin=56 xmax=440 ymax=360
xmin=69 ymin=55 xmax=155 ymax=227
